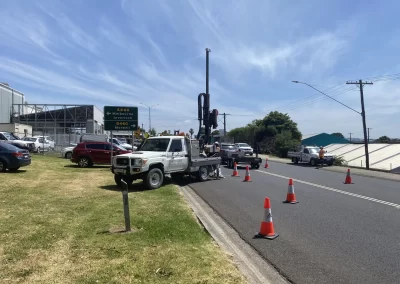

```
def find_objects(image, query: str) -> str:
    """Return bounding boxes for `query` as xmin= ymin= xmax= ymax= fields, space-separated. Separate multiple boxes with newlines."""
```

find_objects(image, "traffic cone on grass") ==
xmin=264 ymin=158 xmax=269 ymax=169
xmin=344 ymin=168 xmax=353 ymax=184
xmin=231 ymin=162 xmax=240 ymax=177
xmin=243 ymin=165 xmax=252 ymax=182
xmin=283 ymin=178 xmax=299 ymax=204
xmin=255 ymin=197 xmax=279 ymax=240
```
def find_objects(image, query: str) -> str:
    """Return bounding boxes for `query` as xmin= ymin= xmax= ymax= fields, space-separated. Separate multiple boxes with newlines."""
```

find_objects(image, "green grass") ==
xmin=0 ymin=155 xmax=245 ymax=284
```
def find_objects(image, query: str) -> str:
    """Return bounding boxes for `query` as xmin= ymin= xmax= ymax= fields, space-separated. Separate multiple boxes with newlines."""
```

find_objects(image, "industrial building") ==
xmin=0 ymin=83 xmax=104 ymax=149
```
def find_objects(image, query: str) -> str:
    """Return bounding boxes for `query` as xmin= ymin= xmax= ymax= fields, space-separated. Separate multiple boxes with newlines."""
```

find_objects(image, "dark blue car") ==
xmin=0 ymin=142 xmax=31 ymax=172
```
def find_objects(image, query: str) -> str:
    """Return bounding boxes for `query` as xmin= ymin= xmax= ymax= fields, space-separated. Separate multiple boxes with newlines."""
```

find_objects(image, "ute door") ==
xmin=167 ymin=138 xmax=186 ymax=172
xmin=302 ymin=148 xmax=310 ymax=162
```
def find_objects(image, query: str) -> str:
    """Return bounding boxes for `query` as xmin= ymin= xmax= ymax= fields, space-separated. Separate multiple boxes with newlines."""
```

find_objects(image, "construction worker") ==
xmin=319 ymin=146 xmax=325 ymax=167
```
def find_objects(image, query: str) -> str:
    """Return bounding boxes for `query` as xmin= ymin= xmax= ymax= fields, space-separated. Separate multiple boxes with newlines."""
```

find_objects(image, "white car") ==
xmin=22 ymin=137 xmax=50 ymax=152
xmin=33 ymin=136 xmax=55 ymax=150
xmin=109 ymin=138 xmax=137 ymax=151
xmin=234 ymin=143 xmax=254 ymax=156
xmin=61 ymin=145 xmax=76 ymax=159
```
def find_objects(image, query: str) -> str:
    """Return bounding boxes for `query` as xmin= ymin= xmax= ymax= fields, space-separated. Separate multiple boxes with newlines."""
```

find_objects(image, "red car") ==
xmin=71 ymin=142 xmax=131 ymax=168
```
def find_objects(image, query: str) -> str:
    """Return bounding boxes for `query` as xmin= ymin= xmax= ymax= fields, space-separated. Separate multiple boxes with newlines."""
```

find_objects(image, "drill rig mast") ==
xmin=197 ymin=48 xmax=219 ymax=151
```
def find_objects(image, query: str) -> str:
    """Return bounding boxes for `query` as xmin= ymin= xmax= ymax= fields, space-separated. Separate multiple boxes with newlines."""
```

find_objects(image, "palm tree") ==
xmin=189 ymin=128 xmax=194 ymax=138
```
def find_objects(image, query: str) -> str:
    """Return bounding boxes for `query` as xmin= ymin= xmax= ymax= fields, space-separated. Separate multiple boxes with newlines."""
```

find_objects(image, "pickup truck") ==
xmin=0 ymin=132 xmax=36 ymax=152
xmin=110 ymin=135 xmax=221 ymax=189
xmin=287 ymin=145 xmax=335 ymax=166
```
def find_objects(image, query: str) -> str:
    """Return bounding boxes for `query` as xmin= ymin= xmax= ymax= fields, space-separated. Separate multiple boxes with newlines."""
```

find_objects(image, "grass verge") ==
xmin=0 ymin=155 xmax=245 ymax=284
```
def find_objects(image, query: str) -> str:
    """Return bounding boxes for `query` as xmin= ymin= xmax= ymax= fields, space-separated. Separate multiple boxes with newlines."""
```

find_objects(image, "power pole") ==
xmin=222 ymin=113 xmax=231 ymax=136
xmin=348 ymin=132 xmax=353 ymax=142
xmin=346 ymin=79 xmax=373 ymax=169
xmin=367 ymin=128 xmax=372 ymax=142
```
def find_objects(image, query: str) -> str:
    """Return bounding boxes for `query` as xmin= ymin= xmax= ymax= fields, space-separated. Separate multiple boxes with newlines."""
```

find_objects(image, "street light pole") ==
xmin=140 ymin=103 xmax=159 ymax=133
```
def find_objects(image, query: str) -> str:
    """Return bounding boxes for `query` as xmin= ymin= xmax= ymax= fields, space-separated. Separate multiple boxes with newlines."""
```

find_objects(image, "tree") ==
xmin=149 ymin=128 xmax=157 ymax=136
xmin=212 ymin=130 xmax=220 ymax=136
xmin=160 ymin=130 xmax=169 ymax=136
xmin=377 ymin=135 xmax=391 ymax=143
xmin=331 ymin=132 xmax=344 ymax=139
xmin=228 ymin=111 xmax=302 ymax=157
xmin=189 ymin=128 xmax=194 ymax=138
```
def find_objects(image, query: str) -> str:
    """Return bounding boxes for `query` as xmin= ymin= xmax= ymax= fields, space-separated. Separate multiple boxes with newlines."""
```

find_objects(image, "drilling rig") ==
xmin=197 ymin=48 xmax=219 ymax=155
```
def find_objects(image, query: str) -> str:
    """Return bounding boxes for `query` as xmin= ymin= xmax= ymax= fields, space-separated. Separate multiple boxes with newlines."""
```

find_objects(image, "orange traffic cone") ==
xmin=264 ymin=158 xmax=269 ymax=169
xmin=255 ymin=197 xmax=279 ymax=240
xmin=344 ymin=168 xmax=353 ymax=184
xmin=283 ymin=178 xmax=299 ymax=204
xmin=231 ymin=162 xmax=240 ymax=177
xmin=243 ymin=165 xmax=252 ymax=182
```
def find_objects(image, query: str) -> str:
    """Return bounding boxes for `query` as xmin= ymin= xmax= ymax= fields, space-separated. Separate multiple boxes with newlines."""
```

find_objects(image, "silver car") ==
xmin=235 ymin=143 xmax=253 ymax=156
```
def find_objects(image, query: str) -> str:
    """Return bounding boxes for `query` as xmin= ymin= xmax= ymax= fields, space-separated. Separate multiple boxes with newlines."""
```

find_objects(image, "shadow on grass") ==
xmin=5 ymin=169 xmax=27 ymax=174
xmin=64 ymin=165 xmax=110 ymax=169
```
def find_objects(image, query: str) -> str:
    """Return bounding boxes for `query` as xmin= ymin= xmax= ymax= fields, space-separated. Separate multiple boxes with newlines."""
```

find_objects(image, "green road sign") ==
xmin=104 ymin=106 xmax=138 ymax=131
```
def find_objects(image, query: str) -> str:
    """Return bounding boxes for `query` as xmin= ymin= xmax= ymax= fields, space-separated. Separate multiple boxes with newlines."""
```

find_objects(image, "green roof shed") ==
xmin=301 ymin=133 xmax=350 ymax=147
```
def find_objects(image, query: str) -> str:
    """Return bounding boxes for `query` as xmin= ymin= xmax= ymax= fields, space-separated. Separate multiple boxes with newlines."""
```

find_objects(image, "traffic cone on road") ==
xmin=231 ymin=162 xmax=240 ymax=177
xmin=283 ymin=178 xmax=299 ymax=204
xmin=264 ymin=158 xmax=269 ymax=169
xmin=255 ymin=197 xmax=279 ymax=240
xmin=243 ymin=165 xmax=252 ymax=182
xmin=344 ymin=168 xmax=353 ymax=184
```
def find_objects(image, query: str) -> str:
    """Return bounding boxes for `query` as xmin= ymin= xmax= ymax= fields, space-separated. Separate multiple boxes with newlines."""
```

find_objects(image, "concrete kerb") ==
xmin=179 ymin=185 xmax=290 ymax=284
xmin=259 ymin=155 xmax=400 ymax=182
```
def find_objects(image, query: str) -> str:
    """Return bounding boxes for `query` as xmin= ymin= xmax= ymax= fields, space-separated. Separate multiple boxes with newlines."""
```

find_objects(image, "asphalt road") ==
xmin=189 ymin=161 xmax=400 ymax=284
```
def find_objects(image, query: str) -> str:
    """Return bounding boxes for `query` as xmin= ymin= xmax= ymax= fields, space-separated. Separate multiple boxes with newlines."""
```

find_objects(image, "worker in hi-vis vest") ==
xmin=319 ymin=146 xmax=325 ymax=166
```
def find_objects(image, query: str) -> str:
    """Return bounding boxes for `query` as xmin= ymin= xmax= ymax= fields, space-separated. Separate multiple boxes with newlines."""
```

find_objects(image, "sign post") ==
xmin=104 ymin=106 xmax=139 ymax=162
xmin=120 ymin=179 xmax=131 ymax=232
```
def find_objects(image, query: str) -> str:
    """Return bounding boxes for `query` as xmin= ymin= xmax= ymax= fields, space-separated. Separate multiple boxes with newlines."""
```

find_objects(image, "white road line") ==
xmin=255 ymin=170 xmax=400 ymax=209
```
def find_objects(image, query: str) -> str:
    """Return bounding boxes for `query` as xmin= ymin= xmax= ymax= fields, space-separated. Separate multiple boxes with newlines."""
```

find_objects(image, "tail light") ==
xmin=12 ymin=152 xmax=23 ymax=157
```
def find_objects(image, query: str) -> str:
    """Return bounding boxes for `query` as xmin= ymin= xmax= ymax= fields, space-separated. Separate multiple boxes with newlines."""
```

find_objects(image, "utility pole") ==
xmin=367 ymin=128 xmax=372 ymax=142
xmin=346 ymin=79 xmax=373 ymax=169
xmin=348 ymin=132 xmax=353 ymax=142
xmin=222 ymin=113 xmax=231 ymax=136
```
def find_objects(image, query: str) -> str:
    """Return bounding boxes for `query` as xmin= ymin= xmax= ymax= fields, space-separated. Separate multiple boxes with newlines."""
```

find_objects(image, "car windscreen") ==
xmin=140 ymin=138 xmax=170 ymax=152
xmin=23 ymin=138 xmax=36 ymax=142
xmin=222 ymin=144 xmax=236 ymax=149
xmin=309 ymin=148 xmax=320 ymax=154
xmin=238 ymin=143 xmax=250 ymax=147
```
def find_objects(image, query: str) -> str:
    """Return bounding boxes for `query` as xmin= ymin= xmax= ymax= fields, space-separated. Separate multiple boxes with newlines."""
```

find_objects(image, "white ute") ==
xmin=287 ymin=145 xmax=335 ymax=167
xmin=111 ymin=135 xmax=221 ymax=189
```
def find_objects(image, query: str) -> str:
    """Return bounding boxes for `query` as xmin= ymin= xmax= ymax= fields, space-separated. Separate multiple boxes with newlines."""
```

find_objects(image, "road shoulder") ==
xmin=259 ymin=154 xmax=400 ymax=182
xmin=180 ymin=185 xmax=289 ymax=284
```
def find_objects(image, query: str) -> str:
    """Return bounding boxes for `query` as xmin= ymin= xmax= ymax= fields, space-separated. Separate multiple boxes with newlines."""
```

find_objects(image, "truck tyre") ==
xmin=254 ymin=164 xmax=260 ymax=169
xmin=145 ymin=168 xmax=164 ymax=190
xmin=197 ymin=166 xmax=209 ymax=182
xmin=310 ymin=158 xmax=317 ymax=167
xmin=294 ymin=158 xmax=299 ymax=164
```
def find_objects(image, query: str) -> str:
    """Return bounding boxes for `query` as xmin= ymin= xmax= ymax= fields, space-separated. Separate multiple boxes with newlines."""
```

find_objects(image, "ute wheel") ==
xmin=310 ymin=158 xmax=317 ymax=167
xmin=294 ymin=158 xmax=299 ymax=164
xmin=0 ymin=160 xmax=7 ymax=172
xmin=197 ymin=166 xmax=209 ymax=182
xmin=254 ymin=164 xmax=260 ymax=169
xmin=78 ymin=157 xmax=92 ymax=168
xmin=145 ymin=168 xmax=164 ymax=190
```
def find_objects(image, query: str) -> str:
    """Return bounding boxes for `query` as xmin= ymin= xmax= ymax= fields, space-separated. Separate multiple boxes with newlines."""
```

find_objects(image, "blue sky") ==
xmin=1 ymin=0 xmax=400 ymax=139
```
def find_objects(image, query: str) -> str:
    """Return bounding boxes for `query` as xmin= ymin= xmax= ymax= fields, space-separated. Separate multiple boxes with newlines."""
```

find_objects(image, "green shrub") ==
xmin=333 ymin=156 xmax=346 ymax=166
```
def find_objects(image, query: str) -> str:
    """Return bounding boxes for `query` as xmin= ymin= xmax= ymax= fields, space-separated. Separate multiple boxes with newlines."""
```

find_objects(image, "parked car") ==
xmin=220 ymin=143 xmax=239 ymax=164
xmin=32 ymin=136 xmax=55 ymax=150
xmin=61 ymin=143 xmax=77 ymax=159
xmin=71 ymin=141 xmax=131 ymax=168
xmin=22 ymin=137 xmax=50 ymax=153
xmin=0 ymin=132 xmax=36 ymax=152
xmin=109 ymin=138 xmax=137 ymax=151
xmin=234 ymin=143 xmax=254 ymax=156
xmin=0 ymin=142 xmax=31 ymax=172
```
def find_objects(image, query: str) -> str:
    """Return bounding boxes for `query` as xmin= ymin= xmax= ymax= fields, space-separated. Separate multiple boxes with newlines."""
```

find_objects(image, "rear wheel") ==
xmin=310 ymin=158 xmax=317 ymax=167
xmin=0 ymin=160 xmax=7 ymax=172
xmin=197 ymin=166 xmax=209 ymax=182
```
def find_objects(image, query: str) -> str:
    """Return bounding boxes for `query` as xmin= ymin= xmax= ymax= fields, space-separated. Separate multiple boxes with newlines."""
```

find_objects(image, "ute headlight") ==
xmin=133 ymin=159 xmax=142 ymax=166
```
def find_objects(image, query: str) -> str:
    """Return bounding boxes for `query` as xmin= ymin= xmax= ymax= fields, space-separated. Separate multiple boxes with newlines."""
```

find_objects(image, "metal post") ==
xmin=132 ymin=130 xmax=134 ymax=151
xmin=120 ymin=180 xmax=131 ymax=232
xmin=110 ymin=131 xmax=113 ymax=164
xmin=148 ymin=107 xmax=151 ymax=133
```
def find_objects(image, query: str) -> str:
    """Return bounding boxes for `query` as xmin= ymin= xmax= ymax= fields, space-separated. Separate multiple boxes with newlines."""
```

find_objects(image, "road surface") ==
xmin=189 ymin=161 xmax=400 ymax=284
